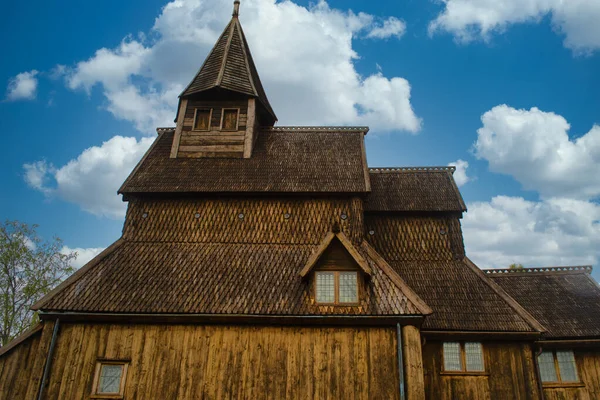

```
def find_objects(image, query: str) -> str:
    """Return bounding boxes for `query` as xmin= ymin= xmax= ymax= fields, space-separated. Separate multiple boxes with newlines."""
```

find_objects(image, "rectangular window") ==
xmin=92 ymin=361 xmax=128 ymax=398
xmin=221 ymin=108 xmax=239 ymax=131
xmin=315 ymin=271 xmax=358 ymax=305
xmin=316 ymin=272 xmax=335 ymax=303
xmin=443 ymin=342 xmax=463 ymax=371
xmin=465 ymin=342 xmax=485 ymax=371
xmin=443 ymin=342 xmax=485 ymax=372
xmin=339 ymin=272 xmax=358 ymax=303
xmin=193 ymin=108 xmax=211 ymax=131
xmin=538 ymin=350 xmax=579 ymax=384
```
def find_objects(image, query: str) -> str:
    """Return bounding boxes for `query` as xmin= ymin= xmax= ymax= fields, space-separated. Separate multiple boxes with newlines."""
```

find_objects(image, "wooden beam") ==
xmin=170 ymin=98 xmax=188 ymax=158
xmin=334 ymin=232 xmax=372 ymax=276
xmin=299 ymin=232 xmax=335 ymax=278
xmin=244 ymin=98 xmax=256 ymax=158
xmin=402 ymin=325 xmax=425 ymax=400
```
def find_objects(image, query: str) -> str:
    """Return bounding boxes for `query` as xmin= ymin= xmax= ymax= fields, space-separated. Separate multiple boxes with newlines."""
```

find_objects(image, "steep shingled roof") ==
xmin=365 ymin=168 xmax=466 ymax=213
xmin=33 ymin=239 xmax=428 ymax=317
xmin=487 ymin=267 xmax=600 ymax=339
xmin=364 ymin=214 xmax=542 ymax=332
xmin=180 ymin=9 xmax=276 ymax=121
xmin=119 ymin=128 xmax=370 ymax=194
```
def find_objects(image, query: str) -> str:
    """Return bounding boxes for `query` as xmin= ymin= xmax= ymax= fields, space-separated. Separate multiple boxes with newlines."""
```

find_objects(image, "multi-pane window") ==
xmin=193 ymin=108 xmax=211 ymax=131
xmin=443 ymin=342 xmax=485 ymax=372
xmin=538 ymin=350 xmax=579 ymax=384
xmin=315 ymin=271 xmax=358 ymax=304
xmin=221 ymin=108 xmax=239 ymax=131
xmin=92 ymin=361 xmax=128 ymax=398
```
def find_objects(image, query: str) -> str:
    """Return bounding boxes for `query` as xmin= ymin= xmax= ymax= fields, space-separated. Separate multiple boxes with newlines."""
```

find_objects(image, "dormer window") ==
xmin=221 ymin=108 xmax=239 ymax=131
xmin=193 ymin=108 xmax=212 ymax=131
xmin=315 ymin=271 xmax=358 ymax=304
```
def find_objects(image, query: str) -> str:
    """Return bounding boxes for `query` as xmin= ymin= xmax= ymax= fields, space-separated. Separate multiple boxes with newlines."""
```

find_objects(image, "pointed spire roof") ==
xmin=181 ymin=1 xmax=276 ymax=121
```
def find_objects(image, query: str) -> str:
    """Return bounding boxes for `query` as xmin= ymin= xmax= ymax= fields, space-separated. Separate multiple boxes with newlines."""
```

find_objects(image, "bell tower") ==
xmin=170 ymin=1 xmax=277 ymax=159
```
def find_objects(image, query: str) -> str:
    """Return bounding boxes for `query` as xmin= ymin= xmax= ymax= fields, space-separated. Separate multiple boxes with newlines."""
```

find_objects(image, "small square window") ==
xmin=221 ymin=109 xmax=239 ymax=131
xmin=443 ymin=342 xmax=485 ymax=373
xmin=92 ymin=361 xmax=128 ymax=398
xmin=538 ymin=350 xmax=579 ymax=384
xmin=193 ymin=109 xmax=211 ymax=131
xmin=315 ymin=271 xmax=358 ymax=305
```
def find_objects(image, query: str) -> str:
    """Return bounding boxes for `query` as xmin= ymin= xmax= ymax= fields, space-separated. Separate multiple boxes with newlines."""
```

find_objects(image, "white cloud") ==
xmin=473 ymin=105 xmax=600 ymax=200
xmin=24 ymin=136 xmax=153 ymax=218
xmin=60 ymin=0 xmax=421 ymax=134
xmin=366 ymin=16 xmax=406 ymax=39
xmin=5 ymin=70 xmax=39 ymax=101
xmin=429 ymin=0 xmax=600 ymax=53
xmin=61 ymin=246 xmax=105 ymax=269
xmin=448 ymin=159 xmax=471 ymax=186
xmin=463 ymin=196 xmax=600 ymax=269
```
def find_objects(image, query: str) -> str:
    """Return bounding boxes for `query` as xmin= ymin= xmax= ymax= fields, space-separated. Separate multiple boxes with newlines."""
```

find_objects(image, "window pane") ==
xmin=339 ymin=272 xmax=358 ymax=303
xmin=222 ymin=109 xmax=238 ymax=130
xmin=194 ymin=109 xmax=211 ymax=130
xmin=316 ymin=272 xmax=335 ymax=303
xmin=98 ymin=364 xmax=123 ymax=394
xmin=465 ymin=342 xmax=484 ymax=371
xmin=443 ymin=342 xmax=463 ymax=371
xmin=538 ymin=352 xmax=558 ymax=382
xmin=557 ymin=351 xmax=579 ymax=382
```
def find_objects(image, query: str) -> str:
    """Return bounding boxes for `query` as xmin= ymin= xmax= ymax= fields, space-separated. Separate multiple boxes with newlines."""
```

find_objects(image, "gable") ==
xmin=315 ymin=239 xmax=360 ymax=271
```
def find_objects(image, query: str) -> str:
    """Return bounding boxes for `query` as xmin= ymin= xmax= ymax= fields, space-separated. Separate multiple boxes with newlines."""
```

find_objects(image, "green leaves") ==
xmin=0 ymin=220 xmax=75 ymax=346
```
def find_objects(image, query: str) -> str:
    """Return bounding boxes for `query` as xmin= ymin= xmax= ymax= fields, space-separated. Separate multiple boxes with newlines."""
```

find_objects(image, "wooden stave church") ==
xmin=2 ymin=3 xmax=600 ymax=399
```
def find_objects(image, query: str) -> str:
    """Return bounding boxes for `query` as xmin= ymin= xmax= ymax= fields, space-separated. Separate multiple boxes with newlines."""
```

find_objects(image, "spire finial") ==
xmin=233 ymin=1 xmax=240 ymax=17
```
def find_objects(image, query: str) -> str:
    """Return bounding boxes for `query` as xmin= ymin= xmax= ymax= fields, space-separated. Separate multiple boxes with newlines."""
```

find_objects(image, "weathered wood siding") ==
xmin=179 ymin=99 xmax=249 ymax=158
xmin=0 ymin=322 xmax=56 ymax=400
xmin=543 ymin=350 xmax=600 ymax=400
xmin=41 ymin=323 xmax=400 ymax=399
xmin=423 ymin=341 xmax=541 ymax=400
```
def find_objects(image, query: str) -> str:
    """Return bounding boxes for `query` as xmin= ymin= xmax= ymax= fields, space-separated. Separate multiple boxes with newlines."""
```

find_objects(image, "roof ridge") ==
xmin=463 ymin=257 xmax=546 ymax=333
xmin=262 ymin=126 xmax=369 ymax=134
xmin=485 ymin=266 xmax=593 ymax=275
xmin=369 ymin=166 xmax=456 ymax=173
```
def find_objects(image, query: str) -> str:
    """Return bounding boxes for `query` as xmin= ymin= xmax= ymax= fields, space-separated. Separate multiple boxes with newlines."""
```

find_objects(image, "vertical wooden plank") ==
xmin=402 ymin=325 xmax=425 ymax=400
xmin=25 ymin=320 xmax=56 ymax=400
xmin=170 ymin=98 xmax=189 ymax=158
xmin=243 ymin=98 xmax=256 ymax=158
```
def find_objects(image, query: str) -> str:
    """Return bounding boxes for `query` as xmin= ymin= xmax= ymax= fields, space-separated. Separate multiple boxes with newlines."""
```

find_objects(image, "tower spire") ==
xmin=233 ymin=1 xmax=240 ymax=17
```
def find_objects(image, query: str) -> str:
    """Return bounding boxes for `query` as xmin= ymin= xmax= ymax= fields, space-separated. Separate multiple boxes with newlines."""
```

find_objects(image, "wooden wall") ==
xmin=179 ymin=99 xmax=249 ymax=158
xmin=40 ymin=323 xmax=400 ymax=400
xmin=543 ymin=350 xmax=600 ymax=400
xmin=0 ymin=322 xmax=55 ymax=400
xmin=423 ymin=341 xmax=541 ymax=400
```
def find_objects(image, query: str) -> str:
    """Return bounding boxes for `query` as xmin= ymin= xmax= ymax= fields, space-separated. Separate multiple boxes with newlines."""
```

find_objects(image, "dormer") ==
xmin=300 ymin=230 xmax=372 ymax=306
xmin=170 ymin=1 xmax=277 ymax=159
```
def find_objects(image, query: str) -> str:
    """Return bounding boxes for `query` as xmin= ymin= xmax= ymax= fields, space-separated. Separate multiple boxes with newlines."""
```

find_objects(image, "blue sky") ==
xmin=1 ymin=0 xmax=599 ymax=278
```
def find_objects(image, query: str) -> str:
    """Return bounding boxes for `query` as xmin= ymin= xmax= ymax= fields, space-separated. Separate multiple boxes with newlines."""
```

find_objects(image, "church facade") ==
xmin=2 ymin=3 xmax=600 ymax=399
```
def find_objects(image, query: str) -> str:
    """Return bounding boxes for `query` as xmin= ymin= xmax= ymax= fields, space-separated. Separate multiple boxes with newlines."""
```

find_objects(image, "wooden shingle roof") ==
xmin=487 ymin=267 xmax=600 ymax=339
xmin=33 ymin=239 xmax=428 ymax=317
xmin=180 ymin=9 xmax=276 ymax=121
xmin=119 ymin=128 xmax=370 ymax=194
xmin=364 ymin=214 xmax=542 ymax=332
xmin=365 ymin=167 xmax=466 ymax=213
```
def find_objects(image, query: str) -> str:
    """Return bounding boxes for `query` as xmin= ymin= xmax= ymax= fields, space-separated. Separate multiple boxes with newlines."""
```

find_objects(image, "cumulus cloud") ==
xmin=61 ymin=0 xmax=421 ymax=134
xmin=463 ymin=196 xmax=600 ymax=269
xmin=24 ymin=136 xmax=153 ymax=218
xmin=448 ymin=159 xmax=471 ymax=186
xmin=463 ymin=104 xmax=600 ymax=271
xmin=5 ymin=70 xmax=39 ymax=101
xmin=429 ymin=0 xmax=600 ymax=53
xmin=61 ymin=246 xmax=105 ymax=269
xmin=473 ymin=105 xmax=600 ymax=200
xmin=365 ymin=16 xmax=406 ymax=39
